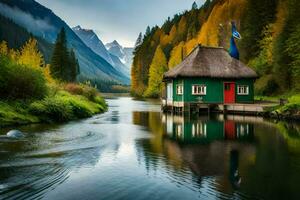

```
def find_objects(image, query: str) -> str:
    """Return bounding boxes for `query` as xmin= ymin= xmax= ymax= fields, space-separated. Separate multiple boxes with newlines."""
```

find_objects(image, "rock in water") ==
xmin=6 ymin=130 xmax=24 ymax=138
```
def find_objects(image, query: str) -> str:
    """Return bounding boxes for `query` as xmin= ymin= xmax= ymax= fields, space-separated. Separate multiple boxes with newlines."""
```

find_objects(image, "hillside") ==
xmin=0 ymin=14 xmax=53 ymax=62
xmin=131 ymin=0 xmax=300 ymax=97
xmin=0 ymin=0 xmax=130 ymax=84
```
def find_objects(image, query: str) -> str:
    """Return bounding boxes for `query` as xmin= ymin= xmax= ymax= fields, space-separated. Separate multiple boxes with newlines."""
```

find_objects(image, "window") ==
xmin=192 ymin=85 xmax=206 ymax=95
xmin=167 ymin=83 xmax=173 ymax=100
xmin=192 ymin=122 xmax=207 ymax=137
xmin=237 ymin=85 xmax=249 ymax=95
xmin=176 ymin=84 xmax=183 ymax=95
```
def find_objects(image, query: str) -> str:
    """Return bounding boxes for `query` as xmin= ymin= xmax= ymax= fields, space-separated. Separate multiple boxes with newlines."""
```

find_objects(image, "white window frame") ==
xmin=176 ymin=84 xmax=183 ymax=95
xmin=192 ymin=85 xmax=206 ymax=95
xmin=237 ymin=85 xmax=249 ymax=95
xmin=167 ymin=83 xmax=173 ymax=100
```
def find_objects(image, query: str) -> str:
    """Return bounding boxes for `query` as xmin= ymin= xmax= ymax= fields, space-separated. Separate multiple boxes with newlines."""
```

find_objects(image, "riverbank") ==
xmin=256 ymin=94 xmax=300 ymax=121
xmin=0 ymin=41 xmax=108 ymax=128
xmin=0 ymin=85 xmax=107 ymax=127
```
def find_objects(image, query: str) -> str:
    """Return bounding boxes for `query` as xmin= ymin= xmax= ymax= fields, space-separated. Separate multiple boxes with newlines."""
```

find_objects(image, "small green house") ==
xmin=162 ymin=45 xmax=258 ymax=109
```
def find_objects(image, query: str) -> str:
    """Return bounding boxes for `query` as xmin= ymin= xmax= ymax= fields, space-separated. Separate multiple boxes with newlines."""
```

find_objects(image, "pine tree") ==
xmin=145 ymin=26 xmax=151 ymax=37
xmin=144 ymin=45 xmax=168 ymax=97
xmin=50 ymin=27 xmax=79 ymax=82
xmin=51 ymin=28 xmax=66 ymax=79
xmin=241 ymin=0 xmax=279 ymax=61
xmin=134 ymin=32 xmax=143 ymax=48
xmin=68 ymin=49 xmax=79 ymax=82
xmin=18 ymin=38 xmax=44 ymax=69
xmin=192 ymin=1 xmax=198 ymax=10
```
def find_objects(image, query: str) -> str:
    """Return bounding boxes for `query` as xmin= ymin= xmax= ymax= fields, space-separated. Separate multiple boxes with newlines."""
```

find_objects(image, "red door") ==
xmin=224 ymin=82 xmax=235 ymax=104
xmin=225 ymin=120 xmax=236 ymax=139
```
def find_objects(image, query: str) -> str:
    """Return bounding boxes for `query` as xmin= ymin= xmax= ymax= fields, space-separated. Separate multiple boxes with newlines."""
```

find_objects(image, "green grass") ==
xmin=0 ymin=90 xmax=107 ymax=127
xmin=0 ymin=101 xmax=40 ymax=127
xmin=266 ymin=94 xmax=300 ymax=115
xmin=29 ymin=91 xmax=106 ymax=122
xmin=254 ymin=95 xmax=280 ymax=102
xmin=255 ymin=94 xmax=300 ymax=117
xmin=288 ymin=94 xmax=300 ymax=103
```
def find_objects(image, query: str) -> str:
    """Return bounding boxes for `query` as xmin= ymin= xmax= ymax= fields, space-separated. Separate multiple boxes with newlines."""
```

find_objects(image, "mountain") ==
xmin=0 ymin=0 xmax=130 ymax=84
xmin=105 ymin=40 xmax=134 ymax=69
xmin=0 ymin=14 xmax=53 ymax=62
xmin=72 ymin=25 xmax=130 ymax=79
xmin=131 ymin=0 xmax=300 ymax=97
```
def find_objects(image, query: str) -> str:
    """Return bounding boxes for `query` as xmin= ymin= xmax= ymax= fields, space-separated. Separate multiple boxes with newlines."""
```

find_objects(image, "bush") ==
xmin=29 ymin=91 xmax=106 ymax=122
xmin=0 ymin=56 xmax=47 ymax=100
xmin=64 ymin=83 xmax=99 ymax=102
xmin=29 ymin=97 xmax=73 ymax=122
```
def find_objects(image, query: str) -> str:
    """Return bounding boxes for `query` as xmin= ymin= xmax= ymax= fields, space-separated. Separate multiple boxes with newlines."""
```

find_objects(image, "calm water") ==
xmin=1 ymin=97 xmax=300 ymax=200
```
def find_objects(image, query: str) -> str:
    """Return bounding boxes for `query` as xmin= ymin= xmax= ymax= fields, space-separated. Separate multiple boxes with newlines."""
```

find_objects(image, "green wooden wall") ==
xmin=169 ymin=118 xmax=254 ymax=144
xmin=235 ymin=79 xmax=255 ymax=103
xmin=171 ymin=77 xmax=255 ymax=103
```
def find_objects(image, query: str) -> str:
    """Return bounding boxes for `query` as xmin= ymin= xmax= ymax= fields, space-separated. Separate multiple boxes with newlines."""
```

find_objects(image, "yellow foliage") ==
xmin=177 ymin=16 xmax=187 ymax=38
xmin=0 ymin=41 xmax=8 ymax=55
xmin=273 ymin=0 xmax=287 ymax=39
xmin=160 ymin=32 xmax=171 ymax=46
xmin=185 ymin=39 xmax=198 ymax=55
xmin=168 ymin=25 xmax=177 ymax=43
xmin=144 ymin=45 xmax=168 ymax=97
xmin=168 ymin=42 xmax=185 ymax=69
xmin=44 ymin=64 xmax=55 ymax=84
xmin=18 ymin=38 xmax=44 ymax=69
xmin=152 ymin=28 xmax=163 ymax=43
xmin=197 ymin=0 xmax=246 ymax=47
xmin=9 ymin=49 xmax=19 ymax=61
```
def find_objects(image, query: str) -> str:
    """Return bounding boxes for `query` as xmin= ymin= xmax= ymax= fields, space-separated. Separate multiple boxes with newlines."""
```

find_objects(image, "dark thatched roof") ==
xmin=164 ymin=45 xmax=258 ymax=79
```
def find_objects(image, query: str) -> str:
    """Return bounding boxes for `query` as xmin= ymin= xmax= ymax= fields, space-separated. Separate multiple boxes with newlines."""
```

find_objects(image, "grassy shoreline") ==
xmin=256 ymin=94 xmax=300 ymax=121
xmin=0 ymin=86 xmax=107 ymax=128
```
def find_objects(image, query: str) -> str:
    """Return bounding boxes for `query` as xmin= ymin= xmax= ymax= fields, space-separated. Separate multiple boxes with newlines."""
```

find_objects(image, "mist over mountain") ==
xmin=0 ymin=0 xmax=130 ymax=84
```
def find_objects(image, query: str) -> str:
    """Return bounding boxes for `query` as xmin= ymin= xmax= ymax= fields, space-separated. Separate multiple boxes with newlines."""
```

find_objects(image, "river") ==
xmin=1 ymin=96 xmax=300 ymax=200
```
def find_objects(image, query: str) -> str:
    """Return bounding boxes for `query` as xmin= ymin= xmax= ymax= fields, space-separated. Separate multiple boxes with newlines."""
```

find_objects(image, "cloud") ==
xmin=0 ymin=3 xmax=55 ymax=37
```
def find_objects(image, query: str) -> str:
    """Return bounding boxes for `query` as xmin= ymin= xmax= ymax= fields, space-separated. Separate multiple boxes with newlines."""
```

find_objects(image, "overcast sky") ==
xmin=36 ymin=0 xmax=204 ymax=47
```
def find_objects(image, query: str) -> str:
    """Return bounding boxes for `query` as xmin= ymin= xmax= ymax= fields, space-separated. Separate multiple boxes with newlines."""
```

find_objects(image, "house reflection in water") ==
xmin=160 ymin=114 xmax=256 ymax=191
xmin=134 ymin=112 xmax=258 ymax=193
xmin=162 ymin=114 xmax=254 ymax=144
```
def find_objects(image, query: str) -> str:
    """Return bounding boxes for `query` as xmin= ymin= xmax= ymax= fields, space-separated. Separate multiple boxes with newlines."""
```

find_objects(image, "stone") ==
xmin=6 ymin=130 xmax=24 ymax=138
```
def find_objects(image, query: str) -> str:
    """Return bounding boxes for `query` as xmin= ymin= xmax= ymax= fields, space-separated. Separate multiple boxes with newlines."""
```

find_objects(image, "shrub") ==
xmin=0 ymin=56 xmax=47 ymax=100
xmin=29 ymin=91 xmax=106 ymax=122
xmin=64 ymin=83 xmax=99 ymax=102
xmin=29 ymin=97 xmax=73 ymax=122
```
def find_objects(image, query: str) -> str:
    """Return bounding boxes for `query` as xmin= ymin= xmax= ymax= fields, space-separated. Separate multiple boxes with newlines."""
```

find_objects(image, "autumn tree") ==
xmin=0 ymin=41 xmax=8 ymax=55
xmin=18 ymin=38 xmax=44 ymax=69
xmin=176 ymin=16 xmax=187 ymax=43
xmin=144 ymin=45 xmax=168 ymax=97
xmin=168 ymin=42 xmax=185 ymax=68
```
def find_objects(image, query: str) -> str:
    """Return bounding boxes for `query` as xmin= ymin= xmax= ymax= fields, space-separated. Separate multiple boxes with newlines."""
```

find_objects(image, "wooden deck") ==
xmin=161 ymin=100 xmax=277 ymax=115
